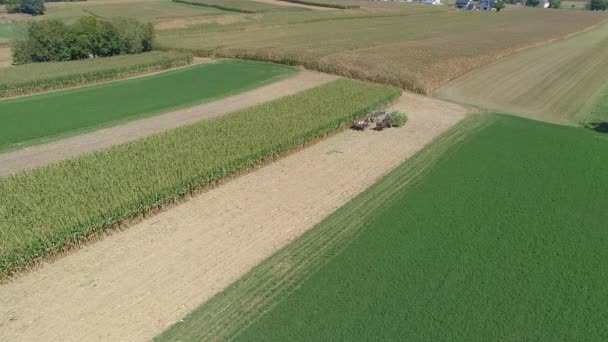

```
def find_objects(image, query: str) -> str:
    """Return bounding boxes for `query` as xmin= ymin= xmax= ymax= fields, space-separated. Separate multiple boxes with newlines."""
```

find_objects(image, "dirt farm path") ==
xmin=250 ymin=0 xmax=337 ymax=10
xmin=0 ymin=70 xmax=337 ymax=176
xmin=0 ymin=47 xmax=11 ymax=69
xmin=0 ymin=93 xmax=470 ymax=341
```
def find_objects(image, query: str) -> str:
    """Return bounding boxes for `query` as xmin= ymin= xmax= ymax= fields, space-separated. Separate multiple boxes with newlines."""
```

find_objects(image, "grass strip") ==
xmin=278 ymin=0 xmax=360 ymax=9
xmin=0 ymin=51 xmax=193 ymax=98
xmin=172 ymin=0 xmax=307 ymax=13
xmin=0 ymin=59 xmax=295 ymax=152
xmin=0 ymin=79 xmax=400 ymax=278
xmin=155 ymin=115 xmax=491 ymax=341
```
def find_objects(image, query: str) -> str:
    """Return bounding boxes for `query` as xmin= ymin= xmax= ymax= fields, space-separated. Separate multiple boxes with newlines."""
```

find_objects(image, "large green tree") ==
xmin=20 ymin=0 xmax=45 ymax=15
xmin=12 ymin=16 xmax=156 ymax=65
xmin=549 ymin=0 xmax=561 ymax=7
xmin=589 ymin=0 xmax=608 ymax=9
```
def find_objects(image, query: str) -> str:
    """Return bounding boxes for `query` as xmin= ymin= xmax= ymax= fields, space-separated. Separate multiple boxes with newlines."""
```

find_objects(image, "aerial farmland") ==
xmin=0 ymin=0 xmax=607 ymax=341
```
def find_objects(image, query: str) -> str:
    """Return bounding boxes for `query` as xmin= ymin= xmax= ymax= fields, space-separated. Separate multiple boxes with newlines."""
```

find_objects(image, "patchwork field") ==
xmin=0 ymin=51 xmax=193 ymax=97
xmin=0 ymin=60 xmax=294 ymax=151
xmin=0 ymin=71 xmax=338 ymax=177
xmin=0 ymin=92 xmax=468 ymax=341
xmin=2 ymin=0 xmax=608 ymax=340
xmin=157 ymin=7 xmax=607 ymax=93
xmin=160 ymin=114 xmax=608 ymax=341
xmin=0 ymin=79 xmax=399 ymax=277
xmin=435 ymin=21 xmax=608 ymax=126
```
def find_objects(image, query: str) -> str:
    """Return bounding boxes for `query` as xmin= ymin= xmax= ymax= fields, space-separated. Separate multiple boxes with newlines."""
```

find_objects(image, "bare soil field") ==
xmin=0 ymin=47 xmax=10 ymax=68
xmin=0 ymin=93 xmax=470 ymax=342
xmin=434 ymin=21 xmax=608 ymax=125
xmin=0 ymin=70 xmax=336 ymax=176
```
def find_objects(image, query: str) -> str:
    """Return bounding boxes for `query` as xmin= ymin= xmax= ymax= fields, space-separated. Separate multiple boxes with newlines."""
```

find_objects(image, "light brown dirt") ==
xmin=0 ymin=47 xmax=10 ymax=68
xmin=249 ymin=0 xmax=337 ymax=10
xmin=0 ymin=70 xmax=337 ymax=176
xmin=0 ymin=92 xmax=470 ymax=341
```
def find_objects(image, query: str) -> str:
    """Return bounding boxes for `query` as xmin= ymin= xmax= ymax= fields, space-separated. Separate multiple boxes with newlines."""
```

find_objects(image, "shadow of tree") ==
xmin=583 ymin=122 xmax=608 ymax=133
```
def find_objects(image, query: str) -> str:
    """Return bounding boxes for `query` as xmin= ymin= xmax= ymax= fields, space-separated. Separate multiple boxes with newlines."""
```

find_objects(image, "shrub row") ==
xmin=278 ymin=0 xmax=360 ymax=9
xmin=172 ymin=0 xmax=262 ymax=13
xmin=0 ymin=79 xmax=400 ymax=277
xmin=0 ymin=51 xmax=192 ymax=97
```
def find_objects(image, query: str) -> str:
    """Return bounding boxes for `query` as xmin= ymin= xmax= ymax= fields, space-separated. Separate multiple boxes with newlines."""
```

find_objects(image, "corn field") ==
xmin=0 ymin=79 xmax=400 ymax=277
xmin=156 ymin=8 xmax=606 ymax=94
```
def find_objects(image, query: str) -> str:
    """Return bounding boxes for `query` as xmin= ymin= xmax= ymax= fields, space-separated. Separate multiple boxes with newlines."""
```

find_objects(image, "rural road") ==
xmin=0 ymin=93 xmax=471 ymax=341
xmin=0 ymin=70 xmax=338 ymax=176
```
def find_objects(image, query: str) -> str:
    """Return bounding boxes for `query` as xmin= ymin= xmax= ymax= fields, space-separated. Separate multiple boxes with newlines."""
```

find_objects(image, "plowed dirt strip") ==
xmin=0 ymin=47 xmax=10 ymax=69
xmin=0 ymin=70 xmax=337 ymax=176
xmin=0 ymin=93 xmax=469 ymax=342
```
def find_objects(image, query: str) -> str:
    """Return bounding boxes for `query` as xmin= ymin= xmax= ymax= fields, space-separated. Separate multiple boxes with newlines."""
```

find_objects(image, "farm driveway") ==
xmin=0 ymin=70 xmax=337 ymax=176
xmin=0 ymin=47 xmax=11 ymax=68
xmin=0 ymin=93 xmax=471 ymax=341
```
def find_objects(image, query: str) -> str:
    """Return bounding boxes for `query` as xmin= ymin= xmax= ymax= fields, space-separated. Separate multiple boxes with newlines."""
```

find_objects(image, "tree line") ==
xmin=12 ymin=16 xmax=155 ymax=65
xmin=2 ymin=0 xmax=45 ymax=16
xmin=1 ymin=0 xmax=86 ymax=16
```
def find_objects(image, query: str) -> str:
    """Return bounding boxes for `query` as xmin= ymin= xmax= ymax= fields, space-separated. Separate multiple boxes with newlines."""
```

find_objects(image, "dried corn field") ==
xmin=156 ymin=8 xmax=607 ymax=94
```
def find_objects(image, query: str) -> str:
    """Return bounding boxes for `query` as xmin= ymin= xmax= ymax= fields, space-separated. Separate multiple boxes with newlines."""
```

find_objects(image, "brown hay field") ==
xmin=434 ymin=21 xmax=608 ymax=125
xmin=156 ymin=6 xmax=607 ymax=94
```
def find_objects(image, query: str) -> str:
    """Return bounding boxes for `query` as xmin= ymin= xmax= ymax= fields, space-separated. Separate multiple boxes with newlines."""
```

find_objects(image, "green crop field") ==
xmin=435 ymin=21 xmax=608 ymax=126
xmin=0 ymin=60 xmax=295 ymax=151
xmin=158 ymin=114 xmax=608 ymax=341
xmin=174 ymin=0 xmax=308 ymax=13
xmin=0 ymin=51 xmax=192 ymax=97
xmin=157 ymin=6 xmax=607 ymax=93
xmin=0 ymin=79 xmax=399 ymax=277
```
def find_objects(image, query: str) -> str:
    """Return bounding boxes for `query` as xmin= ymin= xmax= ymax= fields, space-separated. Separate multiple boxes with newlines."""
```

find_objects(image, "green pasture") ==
xmin=159 ymin=114 xmax=608 ymax=341
xmin=0 ymin=60 xmax=295 ymax=151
